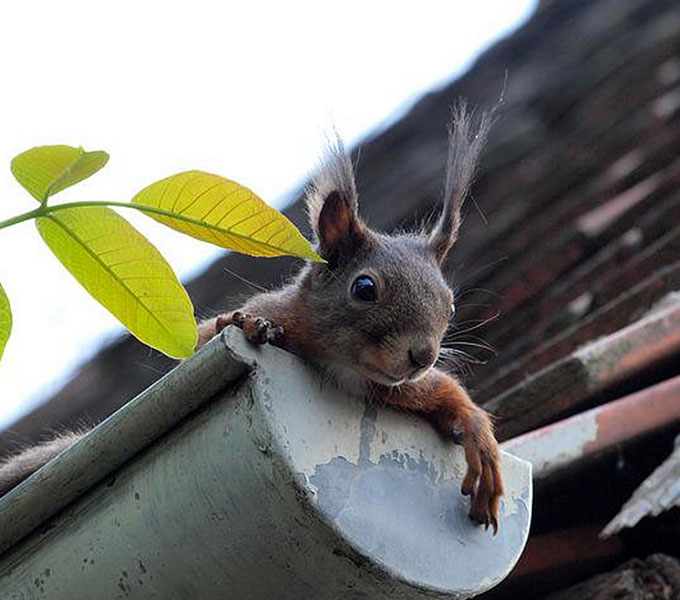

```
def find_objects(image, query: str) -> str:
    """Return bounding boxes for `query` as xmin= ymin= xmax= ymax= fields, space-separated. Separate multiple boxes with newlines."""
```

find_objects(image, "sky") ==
xmin=0 ymin=0 xmax=536 ymax=430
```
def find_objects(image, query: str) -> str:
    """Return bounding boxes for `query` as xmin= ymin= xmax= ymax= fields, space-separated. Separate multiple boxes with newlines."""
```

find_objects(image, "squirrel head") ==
xmin=302 ymin=103 xmax=494 ymax=387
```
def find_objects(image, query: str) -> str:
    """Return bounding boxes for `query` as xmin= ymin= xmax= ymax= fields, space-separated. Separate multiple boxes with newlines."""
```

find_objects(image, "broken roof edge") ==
xmin=0 ymin=328 xmax=532 ymax=599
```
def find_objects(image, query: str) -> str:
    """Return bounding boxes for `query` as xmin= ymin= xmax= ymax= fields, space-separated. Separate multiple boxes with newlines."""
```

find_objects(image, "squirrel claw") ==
xmin=458 ymin=409 xmax=504 ymax=535
xmin=269 ymin=325 xmax=285 ymax=345
xmin=215 ymin=313 xmax=234 ymax=333
xmin=230 ymin=312 xmax=284 ymax=346
xmin=229 ymin=311 xmax=245 ymax=328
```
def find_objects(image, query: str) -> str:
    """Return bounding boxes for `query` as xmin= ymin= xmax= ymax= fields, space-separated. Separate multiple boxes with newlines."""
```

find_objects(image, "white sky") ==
xmin=0 ymin=0 xmax=535 ymax=430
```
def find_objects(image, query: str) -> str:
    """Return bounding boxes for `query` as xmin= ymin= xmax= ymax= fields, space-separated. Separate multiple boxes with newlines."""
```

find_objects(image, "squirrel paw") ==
xmin=457 ymin=409 xmax=504 ymax=534
xmin=229 ymin=311 xmax=284 ymax=346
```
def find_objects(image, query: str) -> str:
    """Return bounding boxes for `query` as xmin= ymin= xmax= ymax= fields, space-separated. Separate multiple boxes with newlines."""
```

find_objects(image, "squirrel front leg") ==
xmin=197 ymin=287 xmax=302 ymax=350
xmin=375 ymin=369 xmax=504 ymax=533
xmin=197 ymin=311 xmax=284 ymax=348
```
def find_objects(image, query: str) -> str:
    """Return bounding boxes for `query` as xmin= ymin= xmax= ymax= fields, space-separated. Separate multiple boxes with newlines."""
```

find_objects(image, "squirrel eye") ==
xmin=351 ymin=275 xmax=378 ymax=302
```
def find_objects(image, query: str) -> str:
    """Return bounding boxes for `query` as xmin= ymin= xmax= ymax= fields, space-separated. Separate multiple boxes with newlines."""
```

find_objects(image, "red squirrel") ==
xmin=198 ymin=104 xmax=503 ymax=531
xmin=0 ymin=104 xmax=503 ymax=531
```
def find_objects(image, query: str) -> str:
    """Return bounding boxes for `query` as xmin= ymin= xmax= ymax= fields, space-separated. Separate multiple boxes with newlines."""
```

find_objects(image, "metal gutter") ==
xmin=0 ymin=336 xmax=251 ymax=556
xmin=0 ymin=328 xmax=532 ymax=599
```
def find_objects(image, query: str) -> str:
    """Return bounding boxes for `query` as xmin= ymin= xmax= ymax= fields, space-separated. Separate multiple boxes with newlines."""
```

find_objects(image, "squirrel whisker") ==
xmin=444 ymin=340 xmax=497 ymax=356
xmin=451 ymin=256 xmax=510 ymax=289
xmin=453 ymin=286 xmax=501 ymax=300
xmin=446 ymin=312 xmax=500 ymax=336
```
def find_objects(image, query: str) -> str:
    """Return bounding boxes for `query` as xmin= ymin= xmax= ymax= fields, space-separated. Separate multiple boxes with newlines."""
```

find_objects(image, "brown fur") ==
xmin=0 ymin=431 xmax=85 ymax=497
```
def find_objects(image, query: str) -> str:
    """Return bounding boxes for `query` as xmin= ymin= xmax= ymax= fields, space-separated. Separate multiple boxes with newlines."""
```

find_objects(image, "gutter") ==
xmin=0 ymin=328 xmax=532 ymax=599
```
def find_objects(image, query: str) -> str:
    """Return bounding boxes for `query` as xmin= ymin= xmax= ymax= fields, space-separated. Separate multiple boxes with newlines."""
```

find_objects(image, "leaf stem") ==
xmin=42 ymin=200 xmax=190 ymax=221
xmin=0 ymin=201 xmax=201 ymax=232
xmin=0 ymin=207 xmax=44 ymax=231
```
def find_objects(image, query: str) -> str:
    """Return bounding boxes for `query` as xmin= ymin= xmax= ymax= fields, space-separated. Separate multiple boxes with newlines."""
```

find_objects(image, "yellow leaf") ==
xmin=132 ymin=170 xmax=322 ymax=261
xmin=0 ymin=282 xmax=11 ymax=362
xmin=12 ymin=145 xmax=109 ymax=203
xmin=36 ymin=207 xmax=197 ymax=358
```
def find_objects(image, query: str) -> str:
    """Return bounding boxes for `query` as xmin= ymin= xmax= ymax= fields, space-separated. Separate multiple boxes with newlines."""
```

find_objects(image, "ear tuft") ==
xmin=305 ymin=133 xmax=365 ymax=259
xmin=305 ymin=133 xmax=358 ymax=240
xmin=429 ymin=101 xmax=496 ymax=263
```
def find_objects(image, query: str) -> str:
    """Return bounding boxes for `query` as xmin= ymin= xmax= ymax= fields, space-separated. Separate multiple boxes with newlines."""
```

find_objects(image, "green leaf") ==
xmin=12 ymin=145 xmax=109 ymax=203
xmin=132 ymin=170 xmax=323 ymax=262
xmin=0 ymin=282 xmax=11 ymax=363
xmin=36 ymin=207 xmax=197 ymax=358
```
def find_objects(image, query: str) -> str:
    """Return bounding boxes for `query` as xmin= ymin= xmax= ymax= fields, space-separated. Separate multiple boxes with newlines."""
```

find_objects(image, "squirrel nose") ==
xmin=408 ymin=345 xmax=436 ymax=370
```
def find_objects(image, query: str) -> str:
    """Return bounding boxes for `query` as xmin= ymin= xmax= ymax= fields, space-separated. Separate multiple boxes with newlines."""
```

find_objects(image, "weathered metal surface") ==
xmin=486 ymin=301 xmax=680 ymax=440
xmin=602 ymin=433 xmax=680 ymax=537
xmin=0 ymin=338 xmax=251 ymax=556
xmin=0 ymin=328 xmax=532 ymax=599
xmin=502 ymin=374 xmax=680 ymax=480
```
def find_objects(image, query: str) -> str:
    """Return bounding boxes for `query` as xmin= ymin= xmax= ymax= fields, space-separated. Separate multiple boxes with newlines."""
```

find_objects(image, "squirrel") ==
xmin=0 ymin=104 xmax=503 ymax=532
xmin=197 ymin=103 xmax=503 ymax=532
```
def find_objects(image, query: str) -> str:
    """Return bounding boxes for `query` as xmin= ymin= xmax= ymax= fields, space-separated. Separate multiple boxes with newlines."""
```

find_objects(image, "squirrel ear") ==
xmin=306 ymin=133 xmax=363 ymax=258
xmin=317 ymin=191 xmax=364 ymax=256
xmin=429 ymin=102 xmax=495 ymax=263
